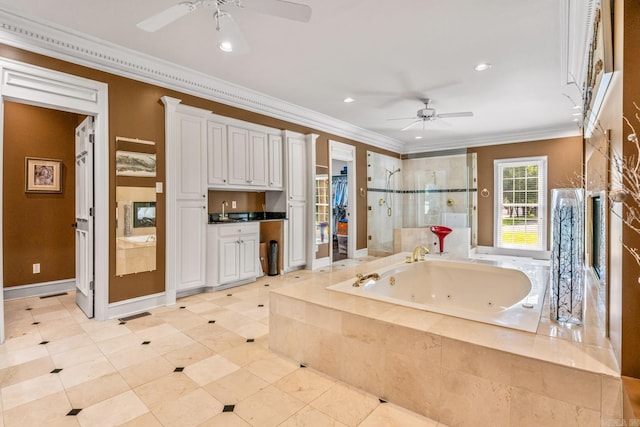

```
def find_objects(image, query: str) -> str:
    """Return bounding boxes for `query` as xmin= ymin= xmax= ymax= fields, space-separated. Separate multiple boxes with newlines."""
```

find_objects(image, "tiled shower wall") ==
xmin=367 ymin=151 xmax=477 ymax=254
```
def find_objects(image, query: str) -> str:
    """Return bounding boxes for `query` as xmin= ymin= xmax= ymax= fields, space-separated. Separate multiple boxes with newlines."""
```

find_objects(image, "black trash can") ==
xmin=268 ymin=240 xmax=279 ymax=276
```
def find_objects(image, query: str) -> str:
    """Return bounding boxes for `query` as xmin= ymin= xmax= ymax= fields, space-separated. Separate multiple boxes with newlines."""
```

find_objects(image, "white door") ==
xmin=75 ymin=116 xmax=94 ymax=318
xmin=288 ymin=201 xmax=307 ymax=267
xmin=218 ymin=237 xmax=240 ymax=284
xmin=239 ymin=234 xmax=259 ymax=279
xmin=228 ymin=126 xmax=250 ymax=185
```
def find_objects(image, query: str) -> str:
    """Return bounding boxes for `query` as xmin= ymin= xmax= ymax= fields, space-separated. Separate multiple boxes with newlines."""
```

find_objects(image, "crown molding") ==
xmin=404 ymin=125 xmax=582 ymax=155
xmin=0 ymin=8 xmax=404 ymax=154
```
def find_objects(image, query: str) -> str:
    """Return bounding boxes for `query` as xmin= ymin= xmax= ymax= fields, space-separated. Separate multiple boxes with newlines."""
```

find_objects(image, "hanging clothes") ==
xmin=332 ymin=175 xmax=348 ymax=235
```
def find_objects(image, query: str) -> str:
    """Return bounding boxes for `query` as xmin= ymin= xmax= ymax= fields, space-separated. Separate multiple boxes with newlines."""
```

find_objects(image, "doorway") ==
xmin=332 ymin=159 xmax=348 ymax=261
xmin=329 ymin=140 xmax=356 ymax=262
xmin=0 ymin=58 xmax=109 ymax=343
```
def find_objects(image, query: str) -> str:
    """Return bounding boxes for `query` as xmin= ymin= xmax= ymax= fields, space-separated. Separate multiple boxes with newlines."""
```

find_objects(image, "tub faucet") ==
xmin=411 ymin=245 xmax=429 ymax=262
xmin=353 ymin=272 xmax=380 ymax=287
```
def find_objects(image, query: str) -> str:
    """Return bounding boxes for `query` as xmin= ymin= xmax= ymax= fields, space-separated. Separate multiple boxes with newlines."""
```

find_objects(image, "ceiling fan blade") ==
xmin=137 ymin=3 xmax=196 ymax=32
xmin=387 ymin=116 xmax=417 ymax=121
xmin=436 ymin=112 xmax=474 ymax=119
xmin=401 ymin=120 xmax=422 ymax=131
xmin=214 ymin=12 xmax=251 ymax=54
xmin=241 ymin=0 xmax=312 ymax=22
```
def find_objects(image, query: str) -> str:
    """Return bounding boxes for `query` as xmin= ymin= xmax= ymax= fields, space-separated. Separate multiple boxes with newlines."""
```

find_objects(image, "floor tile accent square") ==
xmin=141 ymin=341 xmax=151 ymax=345
xmin=246 ymin=338 xmax=255 ymax=343
xmin=208 ymin=320 xmax=216 ymax=324
xmin=32 ymin=322 xmax=40 ymax=325
xmin=223 ymin=404 xmax=235 ymax=412
xmin=51 ymin=368 xmax=63 ymax=373
xmin=67 ymin=408 xmax=82 ymax=416
xmin=174 ymin=367 xmax=185 ymax=372
xmin=39 ymin=341 xmax=49 ymax=345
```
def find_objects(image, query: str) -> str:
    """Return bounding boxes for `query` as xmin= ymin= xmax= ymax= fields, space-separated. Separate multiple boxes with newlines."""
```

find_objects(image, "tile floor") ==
xmin=0 ymin=260 xmax=447 ymax=426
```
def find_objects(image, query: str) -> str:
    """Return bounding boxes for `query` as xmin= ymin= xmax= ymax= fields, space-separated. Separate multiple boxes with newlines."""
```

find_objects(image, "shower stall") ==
xmin=367 ymin=151 xmax=477 ymax=256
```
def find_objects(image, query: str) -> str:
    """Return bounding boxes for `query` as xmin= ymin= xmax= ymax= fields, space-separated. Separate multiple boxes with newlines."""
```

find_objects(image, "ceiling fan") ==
xmin=389 ymin=98 xmax=474 ymax=131
xmin=137 ymin=0 xmax=312 ymax=53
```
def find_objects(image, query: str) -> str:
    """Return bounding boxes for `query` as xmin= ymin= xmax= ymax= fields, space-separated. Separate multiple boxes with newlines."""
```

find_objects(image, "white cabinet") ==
xmin=176 ymin=111 xmax=207 ymax=201
xmin=227 ymin=126 xmax=268 ymax=187
xmin=177 ymin=203 xmax=207 ymax=290
xmin=227 ymin=126 xmax=249 ymax=186
xmin=161 ymin=97 xmax=209 ymax=299
xmin=207 ymin=121 xmax=227 ymax=186
xmin=207 ymin=222 xmax=260 ymax=287
xmin=287 ymin=201 xmax=307 ymax=267
xmin=285 ymin=133 xmax=308 ymax=269
xmin=268 ymin=134 xmax=283 ymax=189
xmin=287 ymin=134 xmax=307 ymax=201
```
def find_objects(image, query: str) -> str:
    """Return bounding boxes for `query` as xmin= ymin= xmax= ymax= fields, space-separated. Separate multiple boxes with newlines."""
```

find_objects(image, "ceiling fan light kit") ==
xmin=390 ymin=98 xmax=474 ymax=132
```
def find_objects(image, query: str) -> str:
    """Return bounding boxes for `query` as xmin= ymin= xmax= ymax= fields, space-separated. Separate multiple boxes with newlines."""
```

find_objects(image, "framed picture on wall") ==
xmin=25 ymin=157 xmax=63 ymax=193
xmin=115 ymin=150 xmax=156 ymax=177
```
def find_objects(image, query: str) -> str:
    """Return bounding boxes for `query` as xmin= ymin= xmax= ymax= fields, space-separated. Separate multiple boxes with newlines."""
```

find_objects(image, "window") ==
xmin=494 ymin=157 xmax=547 ymax=251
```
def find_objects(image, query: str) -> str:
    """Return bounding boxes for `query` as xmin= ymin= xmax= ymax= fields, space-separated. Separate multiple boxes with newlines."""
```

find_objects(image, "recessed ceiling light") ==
xmin=219 ymin=41 xmax=233 ymax=52
xmin=572 ymin=105 xmax=583 ymax=110
xmin=415 ymin=136 xmax=423 ymax=140
xmin=572 ymin=112 xmax=582 ymax=116
xmin=343 ymin=97 xmax=355 ymax=103
xmin=474 ymin=63 xmax=492 ymax=72
xmin=572 ymin=118 xmax=580 ymax=122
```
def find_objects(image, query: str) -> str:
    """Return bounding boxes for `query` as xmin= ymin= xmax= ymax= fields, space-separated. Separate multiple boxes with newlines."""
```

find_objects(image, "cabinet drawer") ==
xmin=216 ymin=222 xmax=259 ymax=237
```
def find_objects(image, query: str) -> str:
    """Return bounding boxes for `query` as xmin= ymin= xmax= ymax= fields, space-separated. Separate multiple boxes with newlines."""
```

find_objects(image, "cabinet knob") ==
xmin=223 ymin=179 xmax=226 ymax=183
xmin=202 ymin=194 xmax=206 ymax=198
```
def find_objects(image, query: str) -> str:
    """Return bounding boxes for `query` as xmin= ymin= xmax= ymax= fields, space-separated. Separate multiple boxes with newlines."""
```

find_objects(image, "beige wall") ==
xmin=2 ymin=102 xmax=81 ymax=287
xmin=468 ymin=136 xmax=583 ymax=249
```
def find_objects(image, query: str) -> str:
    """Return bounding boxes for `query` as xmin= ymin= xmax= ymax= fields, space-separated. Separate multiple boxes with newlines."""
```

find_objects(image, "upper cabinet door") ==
xmin=248 ymin=131 xmax=268 ymax=187
xmin=227 ymin=126 xmax=250 ymax=186
xmin=268 ymin=134 xmax=284 ymax=189
xmin=176 ymin=111 xmax=207 ymax=200
xmin=287 ymin=135 xmax=307 ymax=201
xmin=207 ymin=121 xmax=227 ymax=187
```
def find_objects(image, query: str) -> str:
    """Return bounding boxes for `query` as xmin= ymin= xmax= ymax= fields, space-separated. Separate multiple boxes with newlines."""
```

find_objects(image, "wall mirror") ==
xmin=116 ymin=186 xmax=156 ymax=276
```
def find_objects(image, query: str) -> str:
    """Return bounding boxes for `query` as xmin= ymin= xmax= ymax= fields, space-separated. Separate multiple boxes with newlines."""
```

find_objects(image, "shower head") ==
xmin=386 ymin=167 xmax=401 ymax=176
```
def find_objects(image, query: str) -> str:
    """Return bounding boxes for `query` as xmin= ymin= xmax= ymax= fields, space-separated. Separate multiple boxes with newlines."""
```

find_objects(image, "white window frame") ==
xmin=494 ymin=156 xmax=548 ymax=252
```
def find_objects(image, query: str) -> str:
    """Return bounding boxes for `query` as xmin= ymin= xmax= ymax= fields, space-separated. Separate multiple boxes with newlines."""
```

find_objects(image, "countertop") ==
xmin=208 ymin=211 xmax=286 ymax=224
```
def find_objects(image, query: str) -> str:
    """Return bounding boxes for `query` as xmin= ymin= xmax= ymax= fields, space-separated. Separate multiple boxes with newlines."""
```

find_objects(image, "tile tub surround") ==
xmin=269 ymin=253 xmax=623 ymax=426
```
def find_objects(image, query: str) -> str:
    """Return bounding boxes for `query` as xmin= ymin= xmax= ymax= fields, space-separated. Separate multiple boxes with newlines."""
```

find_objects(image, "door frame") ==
xmin=0 ymin=58 xmax=109 ymax=342
xmin=329 ymin=140 xmax=356 ymax=260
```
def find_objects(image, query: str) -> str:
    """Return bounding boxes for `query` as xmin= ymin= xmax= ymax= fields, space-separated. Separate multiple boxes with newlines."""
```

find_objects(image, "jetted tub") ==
xmin=327 ymin=257 xmax=546 ymax=333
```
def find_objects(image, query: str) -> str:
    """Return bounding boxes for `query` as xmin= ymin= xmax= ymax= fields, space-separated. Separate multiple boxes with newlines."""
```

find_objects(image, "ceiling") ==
xmin=0 ymin=0 xmax=585 ymax=153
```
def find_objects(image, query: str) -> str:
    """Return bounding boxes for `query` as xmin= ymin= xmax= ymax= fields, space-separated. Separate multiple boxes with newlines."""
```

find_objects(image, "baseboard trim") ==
xmin=4 ymin=279 xmax=75 ymax=300
xmin=475 ymin=245 xmax=550 ymax=260
xmin=107 ymin=292 xmax=167 ymax=320
xmin=354 ymin=248 xmax=369 ymax=258
xmin=311 ymin=257 xmax=331 ymax=270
